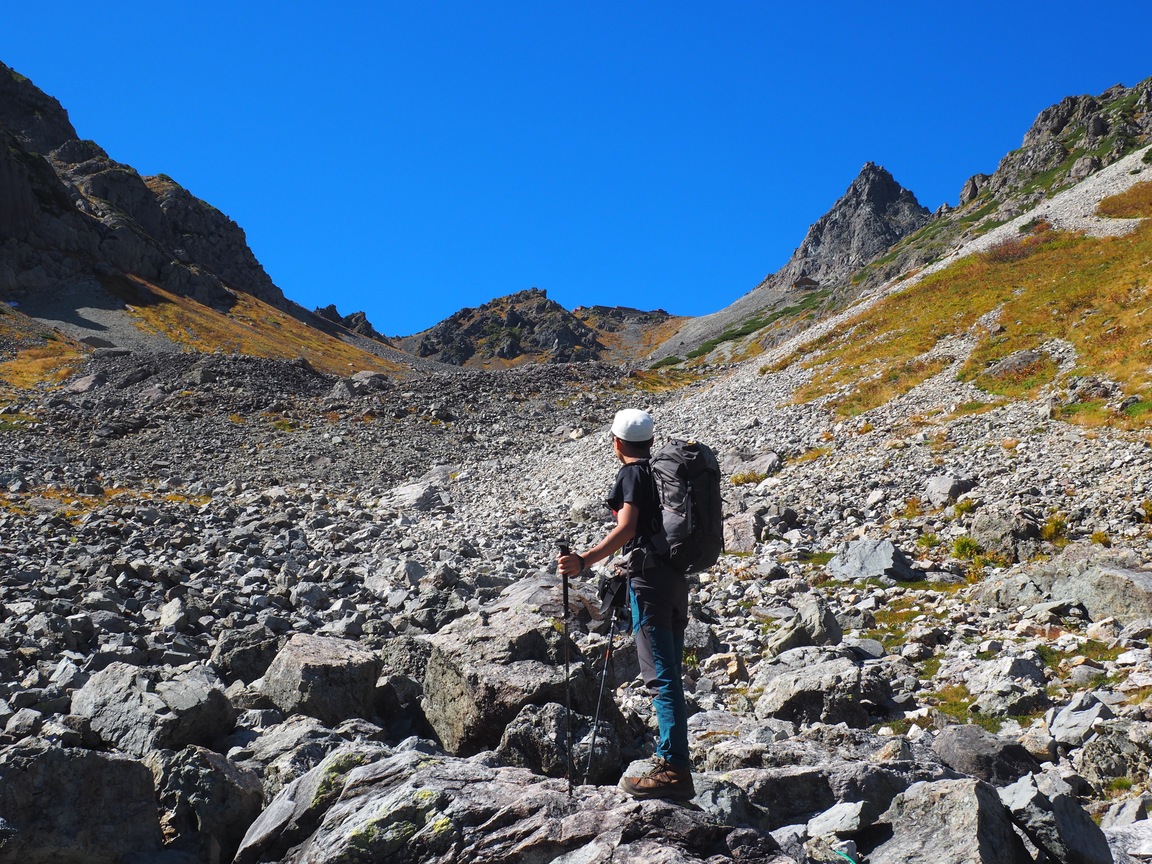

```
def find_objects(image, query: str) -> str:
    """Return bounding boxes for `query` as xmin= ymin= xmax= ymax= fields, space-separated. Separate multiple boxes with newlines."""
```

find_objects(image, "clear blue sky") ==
xmin=3 ymin=2 xmax=1149 ymax=336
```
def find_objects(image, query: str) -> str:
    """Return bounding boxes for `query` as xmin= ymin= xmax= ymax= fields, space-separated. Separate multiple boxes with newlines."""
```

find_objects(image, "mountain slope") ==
xmin=654 ymin=162 xmax=930 ymax=363
xmin=656 ymin=76 xmax=1152 ymax=367
xmin=0 ymin=61 xmax=414 ymax=378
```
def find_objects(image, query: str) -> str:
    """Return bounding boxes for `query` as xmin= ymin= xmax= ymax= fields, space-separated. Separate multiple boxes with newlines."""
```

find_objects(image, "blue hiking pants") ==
xmin=629 ymin=569 xmax=690 ymax=767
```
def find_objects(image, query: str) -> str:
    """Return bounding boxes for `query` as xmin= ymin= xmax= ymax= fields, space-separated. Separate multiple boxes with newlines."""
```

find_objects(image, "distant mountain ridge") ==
xmin=393 ymin=288 xmax=684 ymax=368
xmin=1 ymin=59 xmax=1150 ymax=378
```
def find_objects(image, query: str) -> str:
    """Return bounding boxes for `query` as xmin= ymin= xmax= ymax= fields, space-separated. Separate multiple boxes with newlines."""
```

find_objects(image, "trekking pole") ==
xmin=558 ymin=543 xmax=575 ymax=796
xmin=583 ymin=605 xmax=618 ymax=784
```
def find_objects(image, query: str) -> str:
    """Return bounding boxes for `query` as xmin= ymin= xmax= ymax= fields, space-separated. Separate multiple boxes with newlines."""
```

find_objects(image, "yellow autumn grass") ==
xmin=0 ymin=343 xmax=86 ymax=390
xmin=114 ymin=276 xmax=404 ymax=377
xmin=788 ymin=182 xmax=1152 ymax=423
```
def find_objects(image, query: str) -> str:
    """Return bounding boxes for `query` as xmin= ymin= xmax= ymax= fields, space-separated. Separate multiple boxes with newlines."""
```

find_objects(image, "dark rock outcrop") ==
xmin=0 ymin=60 xmax=291 ymax=328
xmin=314 ymin=304 xmax=388 ymax=342
xmin=398 ymin=288 xmax=603 ymax=366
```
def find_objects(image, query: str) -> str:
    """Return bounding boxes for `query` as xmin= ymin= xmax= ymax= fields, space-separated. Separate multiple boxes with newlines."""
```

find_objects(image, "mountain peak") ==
xmin=773 ymin=163 xmax=929 ymax=290
xmin=396 ymin=288 xmax=601 ymax=367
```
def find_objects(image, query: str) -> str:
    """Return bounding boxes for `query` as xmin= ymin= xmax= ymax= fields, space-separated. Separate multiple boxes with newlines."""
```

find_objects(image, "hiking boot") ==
xmin=618 ymin=758 xmax=695 ymax=801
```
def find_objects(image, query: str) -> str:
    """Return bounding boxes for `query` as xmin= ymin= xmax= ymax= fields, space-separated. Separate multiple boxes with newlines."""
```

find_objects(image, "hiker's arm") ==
xmin=557 ymin=502 xmax=639 ymax=576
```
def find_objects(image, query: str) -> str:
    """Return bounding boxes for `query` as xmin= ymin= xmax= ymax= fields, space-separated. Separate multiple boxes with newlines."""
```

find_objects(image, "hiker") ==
xmin=557 ymin=408 xmax=694 ymax=801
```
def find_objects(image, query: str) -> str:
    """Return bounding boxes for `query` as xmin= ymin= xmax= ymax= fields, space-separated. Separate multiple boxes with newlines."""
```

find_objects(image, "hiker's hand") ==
xmin=557 ymin=553 xmax=585 ymax=576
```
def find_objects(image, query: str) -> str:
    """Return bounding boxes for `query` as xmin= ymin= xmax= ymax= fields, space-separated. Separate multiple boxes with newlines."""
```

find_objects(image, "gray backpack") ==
xmin=648 ymin=439 xmax=723 ymax=573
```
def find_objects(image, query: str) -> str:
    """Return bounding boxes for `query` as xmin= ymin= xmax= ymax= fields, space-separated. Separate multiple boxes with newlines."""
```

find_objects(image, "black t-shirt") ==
xmin=606 ymin=459 xmax=659 ymax=556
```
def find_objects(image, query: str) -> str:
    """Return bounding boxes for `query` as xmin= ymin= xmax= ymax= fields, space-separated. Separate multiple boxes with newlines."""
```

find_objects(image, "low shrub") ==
xmin=953 ymin=536 xmax=983 ymax=559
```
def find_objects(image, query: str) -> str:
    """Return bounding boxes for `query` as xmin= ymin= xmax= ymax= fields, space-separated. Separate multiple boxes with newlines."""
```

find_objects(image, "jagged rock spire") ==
xmin=775 ymin=162 xmax=930 ymax=290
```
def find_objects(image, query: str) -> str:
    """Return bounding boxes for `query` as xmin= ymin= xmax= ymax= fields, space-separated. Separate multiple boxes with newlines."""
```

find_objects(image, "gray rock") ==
xmin=1075 ymin=720 xmax=1152 ymax=793
xmin=235 ymin=748 xmax=782 ymax=864
xmin=497 ymin=702 xmax=620 ymax=786
xmin=807 ymin=799 xmax=878 ymax=837
xmin=229 ymin=715 xmax=354 ymax=798
xmin=146 ymin=745 xmax=265 ymax=863
xmin=71 ymin=662 xmax=235 ymax=757
xmin=381 ymin=480 xmax=448 ymax=512
xmin=690 ymin=772 xmax=773 ymax=833
xmin=5 ymin=706 xmax=43 ymax=739
xmin=932 ymin=724 xmax=1042 ymax=787
xmin=723 ymin=512 xmax=760 ymax=554
xmin=364 ymin=559 xmax=427 ymax=597
xmin=1104 ymin=820 xmax=1152 ymax=862
xmin=925 ymin=475 xmax=975 ymax=508
xmin=999 ymin=770 xmax=1113 ymax=864
xmin=966 ymin=655 xmax=1050 ymax=716
xmin=764 ymin=593 xmax=844 ymax=658
xmin=1052 ymin=565 xmax=1152 ymax=626
xmin=722 ymin=737 xmax=951 ymax=832
xmin=827 ymin=539 xmax=917 ymax=582
xmin=969 ymin=508 xmax=1041 ymax=563
xmin=260 ymin=634 xmax=381 ymax=726
xmin=754 ymin=656 xmax=892 ymax=727
xmin=1051 ymin=692 xmax=1115 ymax=748
xmin=869 ymin=778 xmax=1033 ymax=864
xmin=374 ymin=636 xmax=433 ymax=740
xmin=0 ymin=739 xmax=163 ymax=863
xmin=1099 ymin=796 xmax=1149 ymax=829
xmin=211 ymin=625 xmax=284 ymax=684
xmin=422 ymin=577 xmax=597 ymax=755
xmin=232 ymin=743 xmax=393 ymax=864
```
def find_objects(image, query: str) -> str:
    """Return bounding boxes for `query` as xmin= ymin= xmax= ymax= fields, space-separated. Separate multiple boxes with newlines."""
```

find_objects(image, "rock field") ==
xmin=5 ymin=298 xmax=1152 ymax=864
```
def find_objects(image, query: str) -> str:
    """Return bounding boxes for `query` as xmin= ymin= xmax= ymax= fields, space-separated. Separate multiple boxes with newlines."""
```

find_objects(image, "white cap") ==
xmin=611 ymin=408 xmax=654 ymax=442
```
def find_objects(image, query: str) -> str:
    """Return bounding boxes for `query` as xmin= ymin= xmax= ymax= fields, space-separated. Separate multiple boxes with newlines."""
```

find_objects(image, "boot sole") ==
xmin=617 ymin=777 xmax=696 ymax=801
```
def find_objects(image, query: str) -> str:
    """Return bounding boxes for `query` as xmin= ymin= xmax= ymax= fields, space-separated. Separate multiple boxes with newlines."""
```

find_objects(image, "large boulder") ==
xmin=932 ymin=724 xmax=1042 ymax=787
xmin=721 ymin=729 xmax=954 ymax=833
xmin=1051 ymin=565 xmax=1152 ymax=626
xmin=229 ymin=715 xmax=362 ymax=798
xmin=260 ymin=634 xmax=381 ymax=726
xmin=233 ymin=744 xmax=394 ymax=864
xmin=374 ymin=635 xmax=433 ymax=741
xmin=422 ymin=576 xmax=598 ymax=755
xmin=234 ymin=748 xmax=786 ymax=864
xmin=867 ymin=778 xmax=1033 ymax=864
xmin=70 ymin=662 xmax=235 ymax=756
xmin=827 ymin=539 xmax=917 ymax=582
xmin=211 ymin=625 xmax=285 ymax=684
xmin=146 ymin=744 xmax=265 ymax=863
xmin=999 ymin=770 xmax=1112 ymax=864
xmin=497 ymin=702 xmax=622 ymax=786
xmin=0 ymin=739 xmax=163 ymax=863
xmin=754 ymin=655 xmax=892 ymax=728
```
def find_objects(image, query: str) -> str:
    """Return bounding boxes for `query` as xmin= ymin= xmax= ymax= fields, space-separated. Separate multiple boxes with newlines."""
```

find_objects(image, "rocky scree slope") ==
xmin=9 ymin=254 xmax=1152 ymax=862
